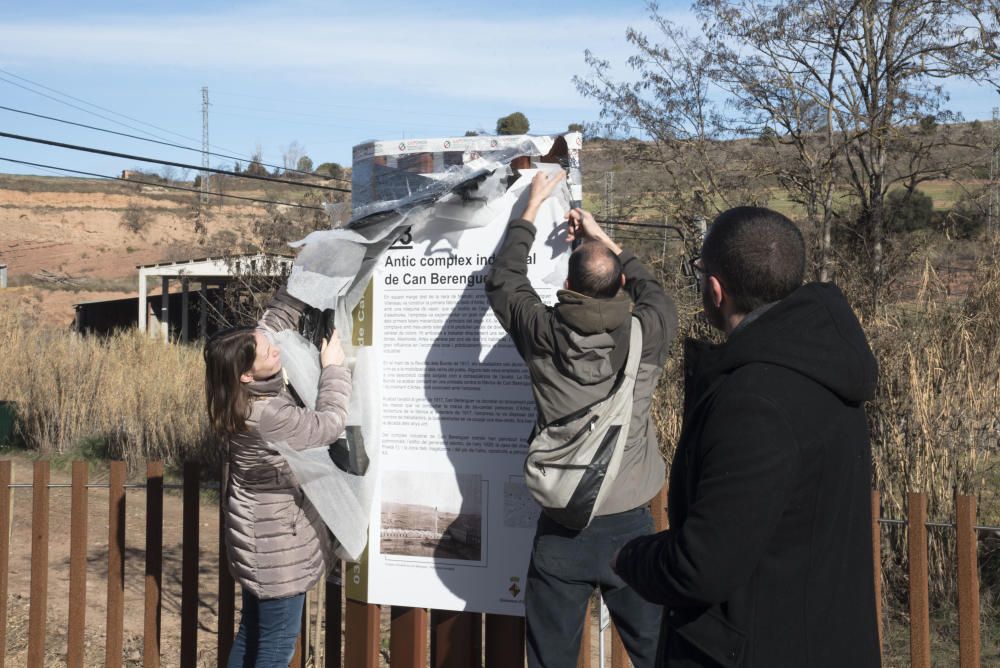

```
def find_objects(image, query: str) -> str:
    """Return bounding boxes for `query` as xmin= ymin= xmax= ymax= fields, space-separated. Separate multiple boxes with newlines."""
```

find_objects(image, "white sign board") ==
xmin=346 ymin=174 xmax=570 ymax=615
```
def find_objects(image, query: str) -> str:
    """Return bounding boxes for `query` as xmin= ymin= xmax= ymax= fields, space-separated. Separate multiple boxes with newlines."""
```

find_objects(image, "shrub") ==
xmin=496 ymin=112 xmax=530 ymax=135
xmin=120 ymin=202 xmax=149 ymax=234
xmin=943 ymin=197 xmax=987 ymax=239
xmin=885 ymin=188 xmax=934 ymax=233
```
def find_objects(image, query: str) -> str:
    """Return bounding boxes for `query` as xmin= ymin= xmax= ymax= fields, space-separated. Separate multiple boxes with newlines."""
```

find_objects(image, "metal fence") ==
xmin=0 ymin=461 xmax=993 ymax=667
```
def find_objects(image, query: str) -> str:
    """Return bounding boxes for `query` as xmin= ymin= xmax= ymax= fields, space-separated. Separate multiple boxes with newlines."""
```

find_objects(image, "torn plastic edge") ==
xmin=345 ymin=137 xmax=551 ymax=227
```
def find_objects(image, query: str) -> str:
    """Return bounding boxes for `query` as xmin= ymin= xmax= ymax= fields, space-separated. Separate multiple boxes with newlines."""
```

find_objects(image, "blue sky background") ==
xmin=1 ymin=0 xmax=997 ymax=179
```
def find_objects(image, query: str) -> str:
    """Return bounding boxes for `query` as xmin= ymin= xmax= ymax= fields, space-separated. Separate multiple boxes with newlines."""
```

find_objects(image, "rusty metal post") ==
xmin=907 ymin=492 xmax=930 ymax=668
xmin=955 ymin=494 xmax=981 ymax=668
xmin=27 ymin=460 xmax=50 ymax=668
xmin=67 ymin=461 xmax=88 ymax=668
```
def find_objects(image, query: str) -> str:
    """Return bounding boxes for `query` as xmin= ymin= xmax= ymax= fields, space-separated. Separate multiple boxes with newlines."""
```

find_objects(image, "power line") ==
xmin=0 ymin=156 xmax=327 ymax=212
xmin=0 ymin=72 xmax=180 ymax=145
xmin=0 ymin=67 xmax=253 ymax=160
xmin=0 ymin=131 xmax=351 ymax=193
xmin=0 ymin=104 xmax=351 ymax=184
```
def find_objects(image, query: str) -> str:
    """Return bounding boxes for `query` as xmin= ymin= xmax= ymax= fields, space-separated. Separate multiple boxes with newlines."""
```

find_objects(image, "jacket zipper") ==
xmin=533 ymin=415 xmax=600 ymax=476
xmin=531 ymin=415 xmax=599 ymax=456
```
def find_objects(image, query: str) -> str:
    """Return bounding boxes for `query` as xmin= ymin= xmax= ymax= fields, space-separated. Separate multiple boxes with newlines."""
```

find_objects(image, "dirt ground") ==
xmin=2 ymin=454 xmax=226 ymax=667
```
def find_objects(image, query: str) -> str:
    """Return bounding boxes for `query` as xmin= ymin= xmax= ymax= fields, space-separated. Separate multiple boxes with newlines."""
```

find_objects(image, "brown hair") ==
xmin=204 ymin=326 xmax=257 ymax=435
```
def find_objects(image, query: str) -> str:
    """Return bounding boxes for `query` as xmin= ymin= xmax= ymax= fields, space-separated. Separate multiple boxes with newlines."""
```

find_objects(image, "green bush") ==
xmin=943 ymin=198 xmax=987 ymax=239
xmin=496 ymin=112 xmax=530 ymax=135
xmin=885 ymin=188 xmax=933 ymax=233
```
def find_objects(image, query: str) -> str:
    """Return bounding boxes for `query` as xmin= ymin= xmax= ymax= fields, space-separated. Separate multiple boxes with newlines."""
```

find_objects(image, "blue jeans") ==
xmin=227 ymin=589 xmax=305 ymax=668
xmin=526 ymin=506 xmax=662 ymax=668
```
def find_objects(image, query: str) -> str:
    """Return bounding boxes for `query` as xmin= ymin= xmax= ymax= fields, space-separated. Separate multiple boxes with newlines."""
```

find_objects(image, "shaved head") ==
xmin=567 ymin=241 xmax=623 ymax=299
xmin=703 ymin=206 xmax=805 ymax=314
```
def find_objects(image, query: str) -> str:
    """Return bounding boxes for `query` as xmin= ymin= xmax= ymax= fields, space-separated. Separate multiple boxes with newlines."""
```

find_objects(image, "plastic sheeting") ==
xmin=270 ymin=345 xmax=380 ymax=562
xmin=275 ymin=134 xmax=576 ymax=562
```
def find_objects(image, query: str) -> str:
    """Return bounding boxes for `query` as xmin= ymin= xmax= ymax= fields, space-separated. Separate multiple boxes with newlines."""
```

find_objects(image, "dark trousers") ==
xmin=526 ymin=506 xmax=661 ymax=668
xmin=228 ymin=589 xmax=305 ymax=668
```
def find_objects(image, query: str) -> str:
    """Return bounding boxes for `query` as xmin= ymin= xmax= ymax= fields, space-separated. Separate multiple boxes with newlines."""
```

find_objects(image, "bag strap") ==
xmin=622 ymin=315 xmax=643 ymax=380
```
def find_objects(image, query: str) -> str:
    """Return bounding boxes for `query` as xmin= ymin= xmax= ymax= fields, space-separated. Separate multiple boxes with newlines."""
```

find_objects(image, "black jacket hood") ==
xmin=686 ymin=282 xmax=877 ymax=405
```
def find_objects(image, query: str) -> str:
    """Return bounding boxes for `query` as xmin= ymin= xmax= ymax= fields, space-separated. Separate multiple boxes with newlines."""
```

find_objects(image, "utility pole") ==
xmin=201 ymin=86 xmax=210 ymax=207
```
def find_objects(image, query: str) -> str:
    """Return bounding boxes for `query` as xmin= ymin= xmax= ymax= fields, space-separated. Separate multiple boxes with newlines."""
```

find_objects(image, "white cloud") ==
xmin=0 ymin=5 xmax=666 ymax=108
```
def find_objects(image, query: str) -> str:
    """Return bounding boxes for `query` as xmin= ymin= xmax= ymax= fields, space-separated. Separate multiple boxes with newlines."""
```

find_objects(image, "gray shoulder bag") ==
xmin=524 ymin=317 xmax=643 ymax=530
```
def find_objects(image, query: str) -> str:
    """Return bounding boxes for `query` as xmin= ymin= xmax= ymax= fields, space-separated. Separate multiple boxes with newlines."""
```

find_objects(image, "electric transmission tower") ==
xmin=201 ymin=86 xmax=210 ymax=206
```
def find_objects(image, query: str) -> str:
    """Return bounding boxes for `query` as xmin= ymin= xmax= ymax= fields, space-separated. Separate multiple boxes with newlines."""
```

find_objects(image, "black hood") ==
xmin=686 ymin=282 xmax=877 ymax=405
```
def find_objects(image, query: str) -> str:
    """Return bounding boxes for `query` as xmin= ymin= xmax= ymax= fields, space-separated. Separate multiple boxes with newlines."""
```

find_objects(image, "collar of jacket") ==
xmin=245 ymin=369 xmax=287 ymax=399
xmin=554 ymin=289 xmax=632 ymax=334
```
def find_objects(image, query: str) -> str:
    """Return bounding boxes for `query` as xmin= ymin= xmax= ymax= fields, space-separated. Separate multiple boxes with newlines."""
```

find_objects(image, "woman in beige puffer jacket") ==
xmin=205 ymin=287 xmax=351 ymax=668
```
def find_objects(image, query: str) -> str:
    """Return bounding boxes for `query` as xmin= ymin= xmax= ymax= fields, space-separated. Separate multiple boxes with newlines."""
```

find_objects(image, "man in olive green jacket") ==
xmin=486 ymin=171 xmax=678 ymax=668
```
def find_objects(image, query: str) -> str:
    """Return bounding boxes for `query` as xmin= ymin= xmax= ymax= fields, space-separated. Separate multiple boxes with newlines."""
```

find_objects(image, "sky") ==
xmin=1 ymin=0 xmax=998 ymax=181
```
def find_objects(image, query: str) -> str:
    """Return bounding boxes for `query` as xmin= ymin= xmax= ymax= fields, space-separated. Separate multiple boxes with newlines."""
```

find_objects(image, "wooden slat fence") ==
xmin=0 ymin=462 xmax=992 ymax=667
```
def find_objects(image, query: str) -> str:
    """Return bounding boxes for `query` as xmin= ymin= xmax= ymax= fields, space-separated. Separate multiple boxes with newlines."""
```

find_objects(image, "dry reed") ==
xmin=0 ymin=309 xmax=216 ymax=472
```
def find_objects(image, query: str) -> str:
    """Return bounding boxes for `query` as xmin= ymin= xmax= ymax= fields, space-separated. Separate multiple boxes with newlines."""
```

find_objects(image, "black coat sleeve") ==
xmin=619 ymin=250 xmax=678 ymax=366
xmin=615 ymin=388 xmax=798 ymax=607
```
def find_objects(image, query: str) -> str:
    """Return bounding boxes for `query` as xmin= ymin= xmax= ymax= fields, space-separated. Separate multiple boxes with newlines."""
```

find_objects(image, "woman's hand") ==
xmin=320 ymin=330 xmax=346 ymax=368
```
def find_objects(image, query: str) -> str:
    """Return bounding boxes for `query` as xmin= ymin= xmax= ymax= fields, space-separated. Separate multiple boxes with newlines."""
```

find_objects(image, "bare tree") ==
xmin=574 ymin=8 xmax=764 ymax=241
xmin=282 ymin=141 xmax=307 ymax=174
xmin=587 ymin=0 xmax=999 ymax=304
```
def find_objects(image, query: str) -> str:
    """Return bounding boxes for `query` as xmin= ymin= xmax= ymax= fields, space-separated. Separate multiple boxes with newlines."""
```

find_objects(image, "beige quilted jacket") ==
xmin=223 ymin=289 xmax=352 ymax=599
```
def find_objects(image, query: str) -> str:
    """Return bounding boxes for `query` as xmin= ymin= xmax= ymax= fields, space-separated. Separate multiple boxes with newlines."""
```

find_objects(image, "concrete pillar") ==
xmin=160 ymin=276 xmax=170 ymax=344
xmin=199 ymin=282 xmax=208 ymax=339
xmin=138 ymin=271 xmax=148 ymax=333
xmin=181 ymin=278 xmax=190 ymax=343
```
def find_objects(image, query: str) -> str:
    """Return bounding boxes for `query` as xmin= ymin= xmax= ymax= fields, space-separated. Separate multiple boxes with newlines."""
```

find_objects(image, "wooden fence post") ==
xmin=392 ymin=606 xmax=429 ymax=668
xmin=907 ymin=492 xmax=930 ymax=668
xmin=144 ymin=461 xmax=163 ymax=668
xmin=105 ymin=461 xmax=126 ymax=668
xmin=871 ymin=489 xmax=882 ymax=657
xmin=432 ymin=610 xmax=481 ymax=668
xmin=484 ymin=613 xmax=523 ymax=668
xmin=27 ymin=460 xmax=49 ymax=667
xmin=610 ymin=626 xmax=628 ymax=668
xmin=66 ymin=461 xmax=88 ymax=668
xmin=0 ymin=460 xmax=10 ymax=668
xmin=345 ymin=599 xmax=380 ymax=668
xmin=325 ymin=573 xmax=342 ymax=668
xmin=181 ymin=462 xmax=200 ymax=667
xmin=955 ymin=494 xmax=981 ymax=668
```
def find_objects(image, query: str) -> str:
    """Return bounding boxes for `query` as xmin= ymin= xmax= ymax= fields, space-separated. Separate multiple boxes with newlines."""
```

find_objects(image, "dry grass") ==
xmin=866 ymin=253 xmax=1000 ymax=610
xmin=0 ymin=309 xmax=215 ymax=472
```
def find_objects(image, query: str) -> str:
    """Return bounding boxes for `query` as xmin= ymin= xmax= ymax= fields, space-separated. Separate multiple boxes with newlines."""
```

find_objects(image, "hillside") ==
xmin=0 ymin=174 xmax=313 ymax=326
xmin=1 ymin=126 xmax=994 ymax=327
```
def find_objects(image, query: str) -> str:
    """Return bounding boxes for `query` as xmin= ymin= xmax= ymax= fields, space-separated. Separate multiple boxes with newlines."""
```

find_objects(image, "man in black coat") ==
xmin=613 ymin=207 xmax=881 ymax=667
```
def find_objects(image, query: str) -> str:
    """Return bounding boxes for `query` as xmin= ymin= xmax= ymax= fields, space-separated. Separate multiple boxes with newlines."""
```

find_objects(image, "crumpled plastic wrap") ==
xmin=269 ymin=344 xmax=380 ymax=562
xmin=275 ymin=134 xmax=577 ymax=563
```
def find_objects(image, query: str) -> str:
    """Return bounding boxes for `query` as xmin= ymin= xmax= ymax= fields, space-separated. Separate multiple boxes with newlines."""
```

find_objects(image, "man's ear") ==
xmin=708 ymin=275 xmax=725 ymax=309
xmin=239 ymin=371 xmax=254 ymax=384
xmin=564 ymin=278 xmax=570 ymax=290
